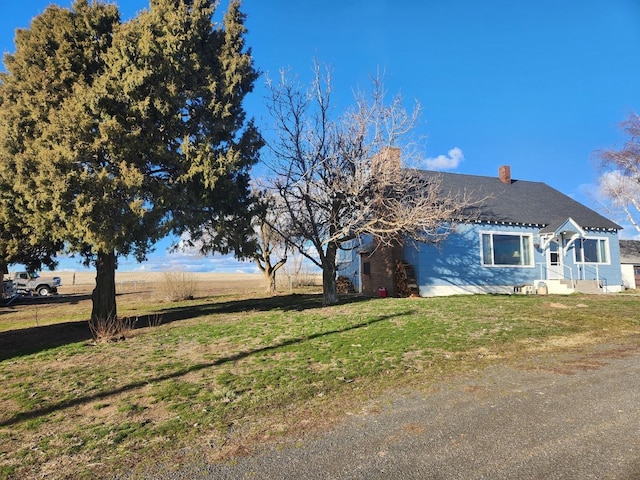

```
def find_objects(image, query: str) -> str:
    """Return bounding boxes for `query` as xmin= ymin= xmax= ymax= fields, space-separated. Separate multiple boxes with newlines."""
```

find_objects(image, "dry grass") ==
xmin=88 ymin=314 xmax=140 ymax=343
xmin=0 ymin=272 xmax=270 ymax=333
xmin=0 ymin=286 xmax=637 ymax=479
xmin=55 ymin=270 xmax=267 ymax=295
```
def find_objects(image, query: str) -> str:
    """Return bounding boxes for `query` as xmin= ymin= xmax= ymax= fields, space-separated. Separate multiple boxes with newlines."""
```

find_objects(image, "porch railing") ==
xmin=579 ymin=264 xmax=609 ymax=292
xmin=578 ymin=263 xmax=599 ymax=281
xmin=536 ymin=263 xmax=610 ymax=293
xmin=537 ymin=263 xmax=575 ymax=285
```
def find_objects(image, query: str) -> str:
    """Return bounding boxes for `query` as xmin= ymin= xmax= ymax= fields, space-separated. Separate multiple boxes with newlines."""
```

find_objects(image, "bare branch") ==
xmin=262 ymin=62 xmax=479 ymax=304
xmin=596 ymin=112 xmax=640 ymax=233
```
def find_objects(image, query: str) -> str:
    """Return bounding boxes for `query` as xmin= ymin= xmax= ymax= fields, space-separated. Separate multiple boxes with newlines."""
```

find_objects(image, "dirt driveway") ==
xmin=131 ymin=342 xmax=640 ymax=480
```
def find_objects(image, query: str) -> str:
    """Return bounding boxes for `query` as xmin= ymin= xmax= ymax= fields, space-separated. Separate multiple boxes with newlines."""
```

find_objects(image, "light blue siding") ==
xmin=339 ymin=222 xmax=622 ymax=296
xmin=566 ymin=230 xmax=622 ymax=287
xmin=403 ymin=223 xmax=622 ymax=295
xmin=405 ymin=224 xmax=541 ymax=293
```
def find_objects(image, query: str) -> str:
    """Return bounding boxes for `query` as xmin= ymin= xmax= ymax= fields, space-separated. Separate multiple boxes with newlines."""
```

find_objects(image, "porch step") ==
xmin=543 ymin=279 xmax=575 ymax=294
xmin=537 ymin=279 xmax=603 ymax=295
xmin=574 ymin=280 xmax=603 ymax=294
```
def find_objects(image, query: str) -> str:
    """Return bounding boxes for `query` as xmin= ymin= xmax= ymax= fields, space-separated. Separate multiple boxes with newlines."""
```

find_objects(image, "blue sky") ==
xmin=2 ymin=0 xmax=640 ymax=272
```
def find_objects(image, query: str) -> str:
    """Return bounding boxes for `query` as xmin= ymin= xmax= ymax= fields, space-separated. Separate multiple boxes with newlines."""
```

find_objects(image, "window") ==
xmin=362 ymin=262 xmax=371 ymax=275
xmin=574 ymin=238 xmax=608 ymax=264
xmin=481 ymin=233 xmax=533 ymax=267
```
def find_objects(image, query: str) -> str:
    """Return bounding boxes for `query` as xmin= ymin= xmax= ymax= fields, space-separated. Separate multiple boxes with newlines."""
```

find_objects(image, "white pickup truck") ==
xmin=10 ymin=271 xmax=62 ymax=296
xmin=1 ymin=277 xmax=17 ymax=304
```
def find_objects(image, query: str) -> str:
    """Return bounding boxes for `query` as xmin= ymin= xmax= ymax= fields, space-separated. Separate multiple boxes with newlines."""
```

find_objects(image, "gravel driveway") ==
xmin=131 ymin=343 xmax=640 ymax=480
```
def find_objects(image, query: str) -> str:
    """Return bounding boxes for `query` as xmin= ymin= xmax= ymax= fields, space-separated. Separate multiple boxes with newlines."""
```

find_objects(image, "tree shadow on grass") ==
xmin=152 ymin=293 xmax=373 ymax=327
xmin=0 ymin=294 xmax=374 ymax=361
xmin=0 ymin=293 xmax=93 ymax=315
xmin=0 ymin=307 xmax=414 ymax=428
xmin=0 ymin=320 xmax=92 ymax=362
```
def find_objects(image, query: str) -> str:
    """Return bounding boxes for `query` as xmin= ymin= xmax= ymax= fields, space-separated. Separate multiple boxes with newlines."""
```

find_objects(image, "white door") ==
xmin=546 ymin=242 xmax=562 ymax=279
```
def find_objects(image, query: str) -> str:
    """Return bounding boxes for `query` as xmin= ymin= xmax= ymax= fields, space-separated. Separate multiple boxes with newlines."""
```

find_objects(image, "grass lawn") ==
xmin=0 ymin=288 xmax=638 ymax=479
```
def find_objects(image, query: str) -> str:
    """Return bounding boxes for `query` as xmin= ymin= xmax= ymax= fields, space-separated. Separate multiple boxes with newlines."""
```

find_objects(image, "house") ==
xmin=619 ymin=240 xmax=640 ymax=290
xmin=338 ymin=165 xmax=623 ymax=296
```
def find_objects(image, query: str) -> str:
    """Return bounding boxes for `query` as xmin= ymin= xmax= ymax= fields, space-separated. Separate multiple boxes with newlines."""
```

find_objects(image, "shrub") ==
xmin=159 ymin=271 xmax=197 ymax=302
xmin=89 ymin=315 xmax=136 ymax=342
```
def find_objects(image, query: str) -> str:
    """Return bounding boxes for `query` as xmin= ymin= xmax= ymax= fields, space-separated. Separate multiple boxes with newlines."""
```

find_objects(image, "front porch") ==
xmin=532 ymin=278 xmax=607 ymax=295
xmin=531 ymin=217 xmax=618 ymax=294
xmin=533 ymin=260 xmax=613 ymax=294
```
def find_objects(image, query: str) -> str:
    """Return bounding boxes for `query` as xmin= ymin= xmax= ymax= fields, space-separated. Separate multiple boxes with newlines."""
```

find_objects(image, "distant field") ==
xmin=52 ymin=271 xmax=268 ymax=296
xmin=52 ymin=270 xmax=261 ymax=286
xmin=8 ymin=269 xmax=322 ymax=298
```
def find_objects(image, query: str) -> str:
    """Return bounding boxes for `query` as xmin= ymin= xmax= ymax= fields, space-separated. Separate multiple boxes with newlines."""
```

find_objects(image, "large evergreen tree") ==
xmin=0 ymin=171 xmax=62 ymax=275
xmin=0 ymin=0 xmax=261 ymax=321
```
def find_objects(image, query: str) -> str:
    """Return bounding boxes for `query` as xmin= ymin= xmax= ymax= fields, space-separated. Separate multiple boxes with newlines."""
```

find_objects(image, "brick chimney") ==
xmin=372 ymin=146 xmax=401 ymax=175
xmin=498 ymin=165 xmax=511 ymax=184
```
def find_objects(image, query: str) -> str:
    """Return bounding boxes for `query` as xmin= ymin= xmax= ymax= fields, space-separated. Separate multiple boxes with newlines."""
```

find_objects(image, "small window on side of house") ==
xmin=363 ymin=262 xmax=371 ymax=275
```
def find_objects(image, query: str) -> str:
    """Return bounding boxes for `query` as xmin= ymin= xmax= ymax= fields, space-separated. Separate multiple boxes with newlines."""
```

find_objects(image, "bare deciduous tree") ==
xmin=263 ymin=62 xmax=475 ymax=305
xmin=596 ymin=112 xmax=640 ymax=233
xmin=252 ymin=193 xmax=288 ymax=293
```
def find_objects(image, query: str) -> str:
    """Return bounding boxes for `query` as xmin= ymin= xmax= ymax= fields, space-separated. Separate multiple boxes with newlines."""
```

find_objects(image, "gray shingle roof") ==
xmin=418 ymin=170 xmax=621 ymax=230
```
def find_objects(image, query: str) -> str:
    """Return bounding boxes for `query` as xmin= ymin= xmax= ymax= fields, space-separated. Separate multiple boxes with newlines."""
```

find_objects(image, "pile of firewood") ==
xmin=336 ymin=275 xmax=355 ymax=294
xmin=395 ymin=261 xmax=419 ymax=297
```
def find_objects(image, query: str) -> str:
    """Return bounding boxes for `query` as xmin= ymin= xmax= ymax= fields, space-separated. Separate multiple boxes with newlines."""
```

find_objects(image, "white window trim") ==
xmin=480 ymin=231 xmax=535 ymax=268
xmin=573 ymin=237 xmax=611 ymax=265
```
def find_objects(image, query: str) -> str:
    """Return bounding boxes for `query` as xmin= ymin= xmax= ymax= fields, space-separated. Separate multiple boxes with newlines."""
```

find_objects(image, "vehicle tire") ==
xmin=37 ymin=285 xmax=51 ymax=296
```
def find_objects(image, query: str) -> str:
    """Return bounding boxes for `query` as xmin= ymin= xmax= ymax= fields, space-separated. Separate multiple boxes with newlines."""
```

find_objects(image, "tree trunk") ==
xmin=0 ymin=259 xmax=7 ymax=298
xmin=256 ymin=255 xmax=287 ymax=294
xmin=321 ymin=241 xmax=339 ymax=305
xmin=261 ymin=266 xmax=276 ymax=293
xmin=269 ymin=271 xmax=277 ymax=293
xmin=91 ymin=250 xmax=117 ymax=323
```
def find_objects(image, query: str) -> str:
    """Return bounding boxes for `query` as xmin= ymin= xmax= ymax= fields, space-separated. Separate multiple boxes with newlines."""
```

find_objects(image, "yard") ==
xmin=0 ymin=276 xmax=638 ymax=479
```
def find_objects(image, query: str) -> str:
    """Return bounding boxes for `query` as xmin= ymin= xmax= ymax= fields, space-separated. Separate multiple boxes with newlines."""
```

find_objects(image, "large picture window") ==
xmin=481 ymin=233 xmax=532 ymax=267
xmin=574 ymin=238 xmax=608 ymax=264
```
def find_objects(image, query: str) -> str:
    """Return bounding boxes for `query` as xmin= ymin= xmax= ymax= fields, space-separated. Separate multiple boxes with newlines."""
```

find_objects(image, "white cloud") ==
xmin=424 ymin=147 xmax=464 ymax=171
xmin=598 ymin=170 xmax=640 ymax=202
xmin=52 ymin=235 xmax=260 ymax=273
